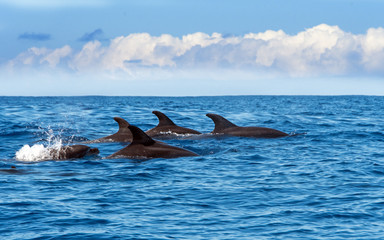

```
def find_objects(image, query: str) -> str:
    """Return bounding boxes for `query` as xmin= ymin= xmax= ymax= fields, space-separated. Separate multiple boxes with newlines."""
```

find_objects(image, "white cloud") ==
xmin=8 ymin=45 xmax=72 ymax=69
xmin=41 ymin=45 xmax=72 ymax=67
xmin=6 ymin=24 xmax=384 ymax=77
xmin=70 ymin=41 xmax=104 ymax=71
xmin=361 ymin=27 xmax=384 ymax=72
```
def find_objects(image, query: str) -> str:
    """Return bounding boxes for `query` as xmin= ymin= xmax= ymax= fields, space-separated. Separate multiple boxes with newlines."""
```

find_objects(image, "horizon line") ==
xmin=0 ymin=94 xmax=383 ymax=97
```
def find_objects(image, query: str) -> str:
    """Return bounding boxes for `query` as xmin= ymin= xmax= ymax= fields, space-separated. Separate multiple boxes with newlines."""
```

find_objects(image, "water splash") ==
xmin=15 ymin=128 xmax=64 ymax=162
xmin=15 ymin=144 xmax=51 ymax=162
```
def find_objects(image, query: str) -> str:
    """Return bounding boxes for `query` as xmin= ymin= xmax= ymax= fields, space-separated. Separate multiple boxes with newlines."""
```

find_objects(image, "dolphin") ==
xmin=145 ymin=111 xmax=201 ymax=138
xmin=108 ymin=125 xmax=198 ymax=159
xmin=0 ymin=166 xmax=26 ymax=174
xmin=87 ymin=117 xmax=132 ymax=143
xmin=206 ymin=113 xmax=289 ymax=138
xmin=50 ymin=145 xmax=99 ymax=160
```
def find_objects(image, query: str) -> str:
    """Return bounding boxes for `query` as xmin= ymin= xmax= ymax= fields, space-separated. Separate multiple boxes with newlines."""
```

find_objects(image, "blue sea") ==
xmin=1 ymin=96 xmax=384 ymax=239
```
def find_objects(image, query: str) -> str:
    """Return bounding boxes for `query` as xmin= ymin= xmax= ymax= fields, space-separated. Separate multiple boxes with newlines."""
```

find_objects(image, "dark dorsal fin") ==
xmin=206 ymin=113 xmax=238 ymax=133
xmin=128 ymin=125 xmax=156 ymax=146
xmin=113 ymin=117 xmax=130 ymax=133
xmin=152 ymin=111 xmax=176 ymax=127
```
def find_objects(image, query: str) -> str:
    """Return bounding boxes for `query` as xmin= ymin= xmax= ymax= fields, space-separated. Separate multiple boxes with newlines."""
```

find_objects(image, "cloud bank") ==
xmin=6 ymin=24 xmax=384 ymax=77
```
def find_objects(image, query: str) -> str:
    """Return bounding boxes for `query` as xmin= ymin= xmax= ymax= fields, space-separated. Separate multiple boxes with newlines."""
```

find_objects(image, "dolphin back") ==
xmin=153 ymin=111 xmax=176 ymax=126
xmin=129 ymin=125 xmax=156 ymax=146
xmin=113 ymin=117 xmax=130 ymax=132
xmin=206 ymin=113 xmax=237 ymax=133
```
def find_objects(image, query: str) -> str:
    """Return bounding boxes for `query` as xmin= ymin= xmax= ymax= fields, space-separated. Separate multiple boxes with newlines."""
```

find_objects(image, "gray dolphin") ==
xmin=50 ymin=145 xmax=99 ymax=160
xmin=88 ymin=117 xmax=132 ymax=143
xmin=108 ymin=125 xmax=198 ymax=159
xmin=145 ymin=111 xmax=201 ymax=138
xmin=206 ymin=113 xmax=288 ymax=138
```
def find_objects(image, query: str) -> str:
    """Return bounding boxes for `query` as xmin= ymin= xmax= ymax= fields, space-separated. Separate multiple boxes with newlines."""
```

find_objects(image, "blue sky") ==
xmin=1 ymin=0 xmax=384 ymax=96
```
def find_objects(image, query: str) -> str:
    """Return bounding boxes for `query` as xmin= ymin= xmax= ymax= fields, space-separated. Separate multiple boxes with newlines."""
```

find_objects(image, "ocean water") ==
xmin=1 ymin=96 xmax=384 ymax=239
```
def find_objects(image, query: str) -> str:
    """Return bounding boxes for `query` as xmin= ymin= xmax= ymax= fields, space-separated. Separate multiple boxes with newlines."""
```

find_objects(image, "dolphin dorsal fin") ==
xmin=206 ymin=113 xmax=237 ymax=133
xmin=153 ymin=111 xmax=176 ymax=126
xmin=128 ymin=125 xmax=156 ymax=146
xmin=113 ymin=117 xmax=131 ymax=133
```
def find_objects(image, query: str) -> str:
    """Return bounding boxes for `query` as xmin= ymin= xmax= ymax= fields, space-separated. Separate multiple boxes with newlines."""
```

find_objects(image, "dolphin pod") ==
xmin=16 ymin=111 xmax=292 ymax=161
xmin=107 ymin=125 xmax=198 ymax=159
xmin=101 ymin=112 xmax=290 ymax=159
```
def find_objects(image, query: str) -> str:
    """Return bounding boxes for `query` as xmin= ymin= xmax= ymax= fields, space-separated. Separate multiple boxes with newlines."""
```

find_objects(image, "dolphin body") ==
xmin=0 ymin=166 xmax=26 ymax=174
xmin=145 ymin=111 xmax=201 ymax=138
xmin=206 ymin=113 xmax=289 ymax=138
xmin=50 ymin=145 xmax=99 ymax=160
xmin=108 ymin=125 xmax=198 ymax=159
xmin=87 ymin=117 xmax=132 ymax=143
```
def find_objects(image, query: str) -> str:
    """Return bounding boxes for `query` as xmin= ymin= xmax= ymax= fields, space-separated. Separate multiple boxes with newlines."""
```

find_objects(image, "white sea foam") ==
xmin=159 ymin=131 xmax=192 ymax=136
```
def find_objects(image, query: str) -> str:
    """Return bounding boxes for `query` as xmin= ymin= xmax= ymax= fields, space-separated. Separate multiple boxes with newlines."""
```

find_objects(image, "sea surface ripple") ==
xmin=1 ymin=96 xmax=384 ymax=239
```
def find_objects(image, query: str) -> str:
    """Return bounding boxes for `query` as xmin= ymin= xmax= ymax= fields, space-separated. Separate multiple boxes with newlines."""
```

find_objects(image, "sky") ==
xmin=1 ymin=0 xmax=384 ymax=96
